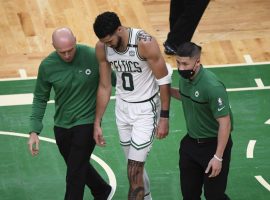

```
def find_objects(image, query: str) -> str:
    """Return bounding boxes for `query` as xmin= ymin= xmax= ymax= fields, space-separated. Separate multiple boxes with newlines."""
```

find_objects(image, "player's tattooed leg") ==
xmin=128 ymin=159 xmax=145 ymax=200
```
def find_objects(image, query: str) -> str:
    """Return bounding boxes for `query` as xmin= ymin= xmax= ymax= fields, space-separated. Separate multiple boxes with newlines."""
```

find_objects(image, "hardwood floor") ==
xmin=0 ymin=0 xmax=270 ymax=78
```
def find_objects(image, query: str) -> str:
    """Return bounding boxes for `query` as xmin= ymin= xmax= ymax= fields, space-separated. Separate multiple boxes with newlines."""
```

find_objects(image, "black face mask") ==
xmin=178 ymin=59 xmax=198 ymax=79
xmin=178 ymin=68 xmax=195 ymax=79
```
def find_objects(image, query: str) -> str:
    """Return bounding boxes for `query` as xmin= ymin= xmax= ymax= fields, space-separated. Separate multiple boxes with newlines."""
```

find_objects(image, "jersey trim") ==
xmin=112 ymin=46 xmax=129 ymax=55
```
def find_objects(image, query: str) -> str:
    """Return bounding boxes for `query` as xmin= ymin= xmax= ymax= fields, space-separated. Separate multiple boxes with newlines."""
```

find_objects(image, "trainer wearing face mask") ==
xmin=177 ymin=57 xmax=198 ymax=79
xmin=170 ymin=42 xmax=233 ymax=200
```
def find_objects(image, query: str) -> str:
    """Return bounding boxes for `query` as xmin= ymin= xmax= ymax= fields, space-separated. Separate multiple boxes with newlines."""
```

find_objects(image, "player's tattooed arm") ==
xmin=137 ymin=30 xmax=152 ymax=42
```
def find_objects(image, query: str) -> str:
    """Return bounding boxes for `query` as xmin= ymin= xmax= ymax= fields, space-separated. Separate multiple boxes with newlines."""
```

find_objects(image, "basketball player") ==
xmin=93 ymin=12 xmax=171 ymax=200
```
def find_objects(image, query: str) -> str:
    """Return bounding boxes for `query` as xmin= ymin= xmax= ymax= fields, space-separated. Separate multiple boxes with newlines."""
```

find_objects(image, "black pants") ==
xmin=166 ymin=0 xmax=210 ymax=48
xmin=54 ymin=124 xmax=110 ymax=200
xmin=179 ymin=134 xmax=232 ymax=200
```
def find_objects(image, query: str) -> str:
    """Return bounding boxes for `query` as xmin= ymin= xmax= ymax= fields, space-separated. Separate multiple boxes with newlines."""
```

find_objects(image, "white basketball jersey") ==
xmin=105 ymin=28 xmax=159 ymax=102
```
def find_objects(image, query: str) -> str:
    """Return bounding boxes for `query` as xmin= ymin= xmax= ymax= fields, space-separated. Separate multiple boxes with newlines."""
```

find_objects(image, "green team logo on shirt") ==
xmin=85 ymin=69 xmax=91 ymax=75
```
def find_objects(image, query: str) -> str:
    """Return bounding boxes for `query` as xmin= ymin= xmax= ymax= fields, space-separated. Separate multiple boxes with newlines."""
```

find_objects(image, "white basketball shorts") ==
xmin=115 ymin=94 xmax=161 ymax=162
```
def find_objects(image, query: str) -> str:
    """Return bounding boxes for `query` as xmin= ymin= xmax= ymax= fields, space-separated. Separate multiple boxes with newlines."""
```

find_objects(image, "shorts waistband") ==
xmin=186 ymin=134 xmax=217 ymax=144
xmin=121 ymin=93 xmax=158 ymax=103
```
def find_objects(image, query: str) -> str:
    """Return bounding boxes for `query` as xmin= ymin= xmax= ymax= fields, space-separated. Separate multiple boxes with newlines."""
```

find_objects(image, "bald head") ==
xmin=52 ymin=27 xmax=77 ymax=62
xmin=52 ymin=27 xmax=76 ymax=49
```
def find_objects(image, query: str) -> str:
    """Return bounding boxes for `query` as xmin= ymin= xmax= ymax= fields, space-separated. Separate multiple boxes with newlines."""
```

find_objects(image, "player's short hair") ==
xmin=176 ymin=42 xmax=202 ymax=58
xmin=93 ymin=11 xmax=122 ymax=39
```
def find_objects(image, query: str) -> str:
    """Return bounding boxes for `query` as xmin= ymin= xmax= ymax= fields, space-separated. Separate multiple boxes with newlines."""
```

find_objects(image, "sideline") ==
xmin=1 ymin=83 xmax=270 ymax=107
xmin=1 ymin=62 xmax=270 ymax=82
xmin=0 ymin=94 xmax=115 ymax=106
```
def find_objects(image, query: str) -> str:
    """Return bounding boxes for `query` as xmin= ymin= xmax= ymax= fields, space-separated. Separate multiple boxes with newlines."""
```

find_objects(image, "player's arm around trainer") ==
xmin=137 ymin=31 xmax=171 ymax=139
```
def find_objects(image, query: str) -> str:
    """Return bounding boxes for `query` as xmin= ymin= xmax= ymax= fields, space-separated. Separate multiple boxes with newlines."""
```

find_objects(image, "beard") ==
xmin=114 ymin=36 xmax=123 ymax=50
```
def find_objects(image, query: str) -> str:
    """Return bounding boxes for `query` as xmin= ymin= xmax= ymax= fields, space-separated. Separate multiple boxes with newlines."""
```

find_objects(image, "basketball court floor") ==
xmin=0 ymin=0 xmax=270 ymax=199
xmin=1 ymin=63 xmax=270 ymax=200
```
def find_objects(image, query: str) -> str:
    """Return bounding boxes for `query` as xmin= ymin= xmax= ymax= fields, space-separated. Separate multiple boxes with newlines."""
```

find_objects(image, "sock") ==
xmin=143 ymin=169 xmax=152 ymax=200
